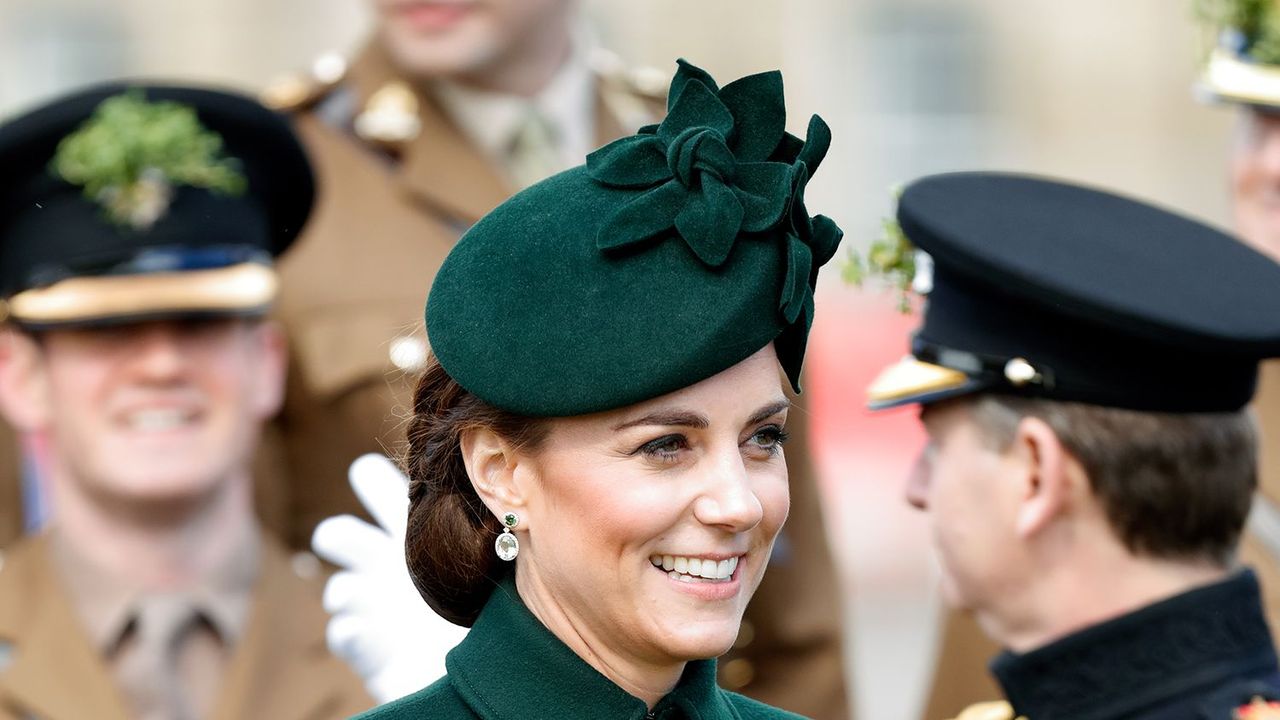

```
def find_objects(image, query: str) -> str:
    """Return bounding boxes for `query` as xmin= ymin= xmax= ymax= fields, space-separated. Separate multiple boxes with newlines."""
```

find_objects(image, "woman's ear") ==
xmin=459 ymin=426 xmax=530 ymax=523
xmin=0 ymin=329 xmax=52 ymax=432
xmin=1012 ymin=416 xmax=1072 ymax=539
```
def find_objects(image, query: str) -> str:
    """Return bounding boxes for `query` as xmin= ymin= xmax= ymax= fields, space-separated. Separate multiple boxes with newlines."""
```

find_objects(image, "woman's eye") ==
xmin=638 ymin=434 xmax=688 ymax=461
xmin=747 ymin=425 xmax=789 ymax=456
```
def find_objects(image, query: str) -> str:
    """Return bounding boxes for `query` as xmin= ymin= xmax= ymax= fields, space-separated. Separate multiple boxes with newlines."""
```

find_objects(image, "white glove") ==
xmin=311 ymin=453 xmax=469 ymax=703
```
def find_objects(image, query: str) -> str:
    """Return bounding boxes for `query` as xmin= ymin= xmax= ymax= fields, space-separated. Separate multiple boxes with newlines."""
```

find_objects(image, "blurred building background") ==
xmin=0 ymin=1 xmax=1238 ymax=717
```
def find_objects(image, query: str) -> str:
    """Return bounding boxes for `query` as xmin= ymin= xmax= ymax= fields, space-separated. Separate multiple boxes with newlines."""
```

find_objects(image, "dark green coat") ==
xmin=353 ymin=579 xmax=805 ymax=720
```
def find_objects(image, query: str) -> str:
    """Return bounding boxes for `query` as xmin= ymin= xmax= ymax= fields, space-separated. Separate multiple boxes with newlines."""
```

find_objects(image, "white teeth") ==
xmin=649 ymin=554 xmax=739 ymax=582
xmin=125 ymin=409 xmax=194 ymax=431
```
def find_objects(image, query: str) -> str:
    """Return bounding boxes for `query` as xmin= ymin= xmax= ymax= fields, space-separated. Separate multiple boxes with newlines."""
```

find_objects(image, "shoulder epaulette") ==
xmin=590 ymin=48 xmax=668 ymax=102
xmin=261 ymin=52 xmax=349 ymax=112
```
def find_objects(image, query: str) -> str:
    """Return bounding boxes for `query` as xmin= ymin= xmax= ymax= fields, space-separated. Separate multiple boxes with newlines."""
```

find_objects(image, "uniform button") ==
xmin=291 ymin=551 xmax=321 ymax=580
xmin=389 ymin=335 xmax=429 ymax=372
xmin=732 ymin=619 xmax=754 ymax=649
xmin=720 ymin=658 xmax=754 ymax=690
xmin=312 ymin=52 xmax=347 ymax=84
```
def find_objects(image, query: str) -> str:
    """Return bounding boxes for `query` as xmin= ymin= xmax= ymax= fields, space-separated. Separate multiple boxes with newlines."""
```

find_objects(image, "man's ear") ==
xmin=460 ymin=426 xmax=532 ymax=526
xmin=1011 ymin=416 xmax=1072 ymax=539
xmin=249 ymin=320 xmax=287 ymax=420
xmin=0 ymin=329 xmax=52 ymax=432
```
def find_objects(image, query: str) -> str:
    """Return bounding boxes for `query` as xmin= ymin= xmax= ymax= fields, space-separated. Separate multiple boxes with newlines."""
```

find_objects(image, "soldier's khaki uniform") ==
xmin=0 ymin=533 xmax=373 ymax=720
xmin=261 ymin=42 xmax=850 ymax=719
xmin=920 ymin=360 xmax=1280 ymax=720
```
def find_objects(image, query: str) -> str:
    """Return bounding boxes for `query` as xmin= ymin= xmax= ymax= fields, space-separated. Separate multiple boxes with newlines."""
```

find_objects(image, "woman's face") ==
xmin=511 ymin=345 xmax=791 ymax=667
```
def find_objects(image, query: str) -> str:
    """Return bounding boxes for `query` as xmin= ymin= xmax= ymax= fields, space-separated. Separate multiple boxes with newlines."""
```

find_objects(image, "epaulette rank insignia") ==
xmin=261 ymin=52 xmax=348 ymax=112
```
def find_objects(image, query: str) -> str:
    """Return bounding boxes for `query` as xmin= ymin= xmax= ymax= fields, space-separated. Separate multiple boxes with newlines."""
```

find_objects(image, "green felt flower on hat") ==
xmin=778 ymin=115 xmax=843 ymax=325
xmin=51 ymin=89 xmax=246 ymax=230
xmin=586 ymin=59 xmax=796 ymax=268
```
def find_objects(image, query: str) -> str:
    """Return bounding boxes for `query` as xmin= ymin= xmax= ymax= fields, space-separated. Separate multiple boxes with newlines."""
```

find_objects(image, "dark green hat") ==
xmin=427 ymin=60 xmax=841 ymax=417
xmin=0 ymin=82 xmax=314 ymax=328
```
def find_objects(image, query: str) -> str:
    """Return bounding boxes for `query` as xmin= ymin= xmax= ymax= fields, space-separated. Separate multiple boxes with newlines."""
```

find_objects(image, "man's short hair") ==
xmin=966 ymin=395 xmax=1257 ymax=566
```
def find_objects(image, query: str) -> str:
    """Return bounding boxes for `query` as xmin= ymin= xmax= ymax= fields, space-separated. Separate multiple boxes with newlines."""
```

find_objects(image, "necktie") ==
xmin=506 ymin=108 xmax=563 ymax=190
xmin=116 ymin=594 xmax=195 ymax=720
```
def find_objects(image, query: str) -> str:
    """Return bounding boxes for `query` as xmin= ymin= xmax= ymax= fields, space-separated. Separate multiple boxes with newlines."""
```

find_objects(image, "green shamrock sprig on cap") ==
xmin=51 ymin=89 xmax=246 ymax=229
xmin=842 ymin=187 xmax=917 ymax=313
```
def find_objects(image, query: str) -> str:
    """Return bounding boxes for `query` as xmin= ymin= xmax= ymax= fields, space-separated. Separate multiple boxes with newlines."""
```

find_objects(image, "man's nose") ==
xmin=130 ymin=325 xmax=187 ymax=379
xmin=905 ymin=452 xmax=931 ymax=511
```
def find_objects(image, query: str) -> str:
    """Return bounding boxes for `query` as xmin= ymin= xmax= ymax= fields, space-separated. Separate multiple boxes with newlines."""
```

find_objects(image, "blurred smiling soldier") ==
xmin=0 ymin=85 xmax=372 ymax=720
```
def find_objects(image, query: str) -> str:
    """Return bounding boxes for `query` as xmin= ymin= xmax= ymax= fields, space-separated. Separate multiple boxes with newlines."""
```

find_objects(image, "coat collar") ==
xmin=209 ymin=536 xmax=371 ymax=720
xmin=345 ymin=41 xmax=517 ymax=225
xmin=446 ymin=577 xmax=739 ymax=720
xmin=342 ymin=40 xmax=657 ymax=226
xmin=0 ymin=534 xmax=133 ymax=720
xmin=991 ymin=569 xmax=1279 ymax=720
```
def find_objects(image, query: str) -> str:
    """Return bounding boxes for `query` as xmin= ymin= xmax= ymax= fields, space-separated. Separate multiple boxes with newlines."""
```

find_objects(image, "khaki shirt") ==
xmin=0 ymin=532 xmax=373 ymax=720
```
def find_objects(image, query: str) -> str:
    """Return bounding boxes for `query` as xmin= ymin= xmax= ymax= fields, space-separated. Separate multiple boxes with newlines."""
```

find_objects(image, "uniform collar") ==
xmin=447 ymin=576 xmax=737 ymax=720
xmin=991 ymin=569 xmax=1278 ymax=720
xmin=432 ymin=39 xmax=596 ymax=174
xmin=49 ymin=523 xmax=260 ymax=653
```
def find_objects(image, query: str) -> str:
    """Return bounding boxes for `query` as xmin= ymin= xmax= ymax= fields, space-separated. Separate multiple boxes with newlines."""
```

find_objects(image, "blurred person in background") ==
xmin=1196 ymin=1 xmax=1280 ymax=641
xmin=262 ymin=1 xmax=850 ymax=715
xmin=0 ymin=85 xmax=372 ymax=720
xmin=866 ymin=173 xmax=1280 ymax=719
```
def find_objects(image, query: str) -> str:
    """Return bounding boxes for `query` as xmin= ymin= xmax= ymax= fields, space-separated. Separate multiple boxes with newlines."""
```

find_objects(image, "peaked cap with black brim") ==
xmin=0 ymin=82 xmax=313 ymax=328
xmin=867 ymin=172 xmax=1280 ymax=413
xmin=426 ymin=59 xmax=842 ymax=417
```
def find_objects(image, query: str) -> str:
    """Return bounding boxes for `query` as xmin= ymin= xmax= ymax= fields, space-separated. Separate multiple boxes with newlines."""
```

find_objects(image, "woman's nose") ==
xmin=692 ymin=449 xmax=765 ymax=532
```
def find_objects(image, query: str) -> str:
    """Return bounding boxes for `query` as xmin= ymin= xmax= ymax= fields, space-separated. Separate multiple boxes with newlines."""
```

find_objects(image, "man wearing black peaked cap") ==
xmin=0 ymin=85 xmax=372 ymax=720
xmin=865 ymin=172 xmax=1280 ymax=720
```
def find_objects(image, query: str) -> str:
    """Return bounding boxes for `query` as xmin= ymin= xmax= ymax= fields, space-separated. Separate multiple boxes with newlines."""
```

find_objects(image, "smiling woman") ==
xmin=357 ymin=58 xmax=840 ymax=720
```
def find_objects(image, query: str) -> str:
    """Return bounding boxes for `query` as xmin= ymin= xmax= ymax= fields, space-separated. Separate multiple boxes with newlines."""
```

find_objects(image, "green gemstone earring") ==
xmin=495 ymin=512 xmax=520 ymax=561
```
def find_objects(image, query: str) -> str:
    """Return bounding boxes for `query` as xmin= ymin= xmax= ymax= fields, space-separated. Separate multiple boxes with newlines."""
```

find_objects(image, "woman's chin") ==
xmin=645 ymin=616 xmax=743 ymax=661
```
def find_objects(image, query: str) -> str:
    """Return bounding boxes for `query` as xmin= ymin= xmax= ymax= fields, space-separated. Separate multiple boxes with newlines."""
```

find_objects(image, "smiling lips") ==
xmin=649 ymin=555 xmax=739 ymax=584
xmin=120 ymin=408 xmax=199 ymax=432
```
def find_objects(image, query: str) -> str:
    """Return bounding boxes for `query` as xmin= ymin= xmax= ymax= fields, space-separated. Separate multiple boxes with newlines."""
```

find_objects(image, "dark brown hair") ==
xmin=403 ymin=353 xmax=548 ymax=626
xmin=967 ymin=396 xmax=1258 ymax=566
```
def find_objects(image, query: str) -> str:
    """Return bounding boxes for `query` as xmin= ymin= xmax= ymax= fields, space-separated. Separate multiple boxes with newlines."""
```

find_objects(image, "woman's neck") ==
xmin=515 ymin=565 xmax=685 ymax=709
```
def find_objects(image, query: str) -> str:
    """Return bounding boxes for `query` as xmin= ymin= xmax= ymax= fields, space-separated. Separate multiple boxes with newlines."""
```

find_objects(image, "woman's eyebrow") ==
xmin=613 ymin=410 xmax=710 ymax=431
xmin=747 ymin=400 xmax=792 ymax=426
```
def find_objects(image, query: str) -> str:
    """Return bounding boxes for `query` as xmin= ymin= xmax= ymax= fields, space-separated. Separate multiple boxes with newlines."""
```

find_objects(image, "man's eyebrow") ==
xmin=613 ymin=410 xmax=710 ymax=431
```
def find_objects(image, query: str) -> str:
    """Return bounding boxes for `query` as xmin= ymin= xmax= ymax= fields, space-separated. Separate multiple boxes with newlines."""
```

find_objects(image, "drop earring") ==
xmin=495 ymin=512 xmax=520 ymax=561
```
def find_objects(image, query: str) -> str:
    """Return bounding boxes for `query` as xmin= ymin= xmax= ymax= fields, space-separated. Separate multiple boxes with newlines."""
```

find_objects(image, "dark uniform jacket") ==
xmin=261 ymin=42 xmax=850 ymax=718
xmin=991 ymin=570 xmax=1280 ymax=720
xmin=0 ymin=533 xmax=373 ymax=720
xmin=356 ymin=578 xmax=804 ymax=720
